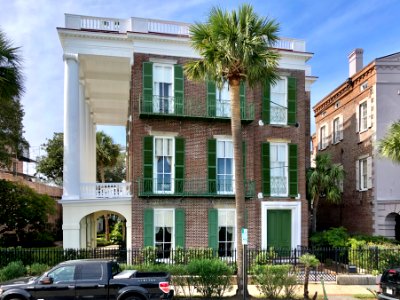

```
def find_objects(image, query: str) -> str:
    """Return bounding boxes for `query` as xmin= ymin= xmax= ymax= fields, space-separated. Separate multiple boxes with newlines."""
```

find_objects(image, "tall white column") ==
xmin=63 ymin=53 xmax=81 ymax=200
xmin=79 ymin=81 xmax=87 ymax=182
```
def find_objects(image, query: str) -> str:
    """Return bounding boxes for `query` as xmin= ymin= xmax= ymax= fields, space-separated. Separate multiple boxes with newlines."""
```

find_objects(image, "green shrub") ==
xmin=253 ymin=248 xmax=276 ymax=265
xmin=110 ymin=222 xmax=124 ymax=245
xmin=27 ymin=263 xmax=49 ymax=276
xmin=0 ymin=261 xmax=26 ymax=282
xmin=310 ymin=227 xmax=349 ymax=248
xmin=252 ymin=264 xmax=297 ymax=299
xmin=187 ymin=258 xmax=233 ymax=298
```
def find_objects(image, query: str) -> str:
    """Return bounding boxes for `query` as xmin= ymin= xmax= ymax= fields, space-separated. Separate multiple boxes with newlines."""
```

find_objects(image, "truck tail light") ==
xmin=159 ymin=282 xmax=170 ymax=294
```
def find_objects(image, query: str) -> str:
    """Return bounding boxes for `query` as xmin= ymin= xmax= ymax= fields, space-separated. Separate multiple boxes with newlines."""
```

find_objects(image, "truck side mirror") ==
xmin=40 ymin=277 xmax=54 ymax=285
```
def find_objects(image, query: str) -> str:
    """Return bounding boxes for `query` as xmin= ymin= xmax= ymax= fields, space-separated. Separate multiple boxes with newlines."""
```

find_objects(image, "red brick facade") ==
xmin=128 ymin=53 xmax=311 ymax=248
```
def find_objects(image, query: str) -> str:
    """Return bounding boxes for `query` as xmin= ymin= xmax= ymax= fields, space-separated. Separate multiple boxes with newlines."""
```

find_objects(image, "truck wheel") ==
xmin=124 ymin=295 xmax=144 ymax=300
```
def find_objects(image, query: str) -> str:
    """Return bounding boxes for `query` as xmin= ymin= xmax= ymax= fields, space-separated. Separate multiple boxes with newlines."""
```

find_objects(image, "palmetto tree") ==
xmin=96 ymin=131 xmax=120 ymax=183
xmin=307 ymin=153 xmax=344 ymax=233
xmin=378 ymin=121 xmax=400 ymax=163
xmin=184 ymin=4 xmax=280 ymax=292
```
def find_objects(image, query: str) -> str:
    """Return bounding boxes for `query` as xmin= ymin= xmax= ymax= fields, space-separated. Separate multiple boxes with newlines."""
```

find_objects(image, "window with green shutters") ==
xmin=261 ymin=142 xmax=298 ymax=198
xmin=206 ymin=81 xmax=246 ymax=118
xmin=143 ymin=208 xmax=186 ymax=252
xmin=262 ymin=77 xmax=297 ymax=126
xmin=208 ymin=209 xmax=218 ymax=250
xmin=208 ymin=208 xmax=236 ymax=257
xmin=207 ymin=139 xmax=217 ymax=193
xmin=142 ymin=62 xmax=184 ymax=115
xmin=142 ymin=136 xmax=185 ymax=195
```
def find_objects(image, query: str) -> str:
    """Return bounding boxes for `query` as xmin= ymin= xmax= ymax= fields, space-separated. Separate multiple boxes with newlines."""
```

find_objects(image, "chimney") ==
xmin=348 ymin=48 xmax=363 ymax=77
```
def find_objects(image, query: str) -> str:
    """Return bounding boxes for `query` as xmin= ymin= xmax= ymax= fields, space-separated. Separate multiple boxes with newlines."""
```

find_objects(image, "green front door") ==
xmin=267 ymin=209 xmax=291 ymax=250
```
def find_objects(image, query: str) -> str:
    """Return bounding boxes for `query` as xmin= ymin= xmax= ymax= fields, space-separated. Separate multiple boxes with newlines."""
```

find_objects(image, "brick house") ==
xmin=58 ymin=14 xmax=315 ymax=253
xmin=313 ymin=49 xmax=400 ymax=238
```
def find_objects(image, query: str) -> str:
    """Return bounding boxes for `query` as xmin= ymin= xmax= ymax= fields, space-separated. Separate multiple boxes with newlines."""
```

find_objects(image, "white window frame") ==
xmin=153 ymin=136 xmax=175 ymax=194
xmin=319 ymin=124 xmax=328 ymax=150
xmin=332 ymin=116 xmax=343 ymax=144
xmin=153 ymin=63 xmax=174 ymax=114
xmin=270 ymin=143 xmax=288 ymax=197
xmin=216 ymin=82 xmax=231 ymax=117
xmin=217 ymin=139 xmax=235 ymax=195
xmin=356 ymin=156 xmax=372 ymax=191
xmin=270 ymin=77 xmax=288 ymax=125
xmin=154 ymin=208 xmax=175 ymax=259
xmin=359 ymin=101 xmax=368 ymax=132
xmin=218 ymin=209 xmax=236 ymax=258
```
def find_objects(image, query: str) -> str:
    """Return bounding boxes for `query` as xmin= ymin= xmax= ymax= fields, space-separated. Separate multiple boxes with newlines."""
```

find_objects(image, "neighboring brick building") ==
xmin=313 ymin=49 xmax=400 ymax=238
xmin=58 ymin=14 xmax=315 ymax=253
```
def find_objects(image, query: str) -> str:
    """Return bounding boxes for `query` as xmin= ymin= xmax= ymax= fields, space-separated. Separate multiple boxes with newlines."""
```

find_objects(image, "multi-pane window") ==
xmin=217 ymin=82 xmax=231 ymax=117
xmin=153 ymin=64 xmax=173 ymax=113
xmin=359 ymin=102 xmax=368 ymax=132
xmin=333 ymin=117 xmax=342 ymax=144
xmin=218 ymin=209 xmax=236 ymax=257
xmin=154 ymin=209 xmax=174 ymax=259
xmin=217 ymin=140 xmax=234 ymax=194
xmin=319 ymin=125 xmax=327 ymax=149
xmin=270 ymin=77 xmax=288 ymax=124
xmin=154 ymin=137 xmax=174 ymax=194
xmin=270 ymin=143 xmax=288 ymax=196
xmin=359 ymin=158 xmax=368 ymax=190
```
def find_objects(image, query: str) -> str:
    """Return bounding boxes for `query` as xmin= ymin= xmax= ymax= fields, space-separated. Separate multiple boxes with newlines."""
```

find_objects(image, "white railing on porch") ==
xmin=81 ymin=182 xmax=131 ymax=199
xmin=64 ymin=14 xmax=306 ymax=52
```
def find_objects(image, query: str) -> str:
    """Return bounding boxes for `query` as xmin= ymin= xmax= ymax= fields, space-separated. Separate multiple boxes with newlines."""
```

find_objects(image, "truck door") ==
xmin=33 ymin=265 xmax=76 ymax=300
xmin=75 ymin=263 xmax=108 ymax=300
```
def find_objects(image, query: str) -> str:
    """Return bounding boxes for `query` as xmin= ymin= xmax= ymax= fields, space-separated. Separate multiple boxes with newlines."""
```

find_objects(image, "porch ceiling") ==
xmin=80 ymin=55 xmax=131 ymax=126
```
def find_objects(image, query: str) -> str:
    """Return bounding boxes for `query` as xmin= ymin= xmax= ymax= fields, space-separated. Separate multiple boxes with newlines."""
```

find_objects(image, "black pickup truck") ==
xmin=0 ymin=259 xmax=174 ymax=300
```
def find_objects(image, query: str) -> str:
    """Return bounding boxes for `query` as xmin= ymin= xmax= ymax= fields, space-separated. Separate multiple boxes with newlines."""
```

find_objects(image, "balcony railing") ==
xmin=139 ymin=95 xmax=254 ymax=121
xmin=64 ymin=14 xmax=306 ymax=52
xmin=137 ymin=178 xmax=255 ymax=198
xmin=80 ymin=182 xmax=131 ymax=199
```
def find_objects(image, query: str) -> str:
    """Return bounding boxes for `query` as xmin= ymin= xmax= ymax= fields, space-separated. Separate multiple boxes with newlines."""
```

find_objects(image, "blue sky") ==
xmin=1 ymin=0 xmax=400 ymax=153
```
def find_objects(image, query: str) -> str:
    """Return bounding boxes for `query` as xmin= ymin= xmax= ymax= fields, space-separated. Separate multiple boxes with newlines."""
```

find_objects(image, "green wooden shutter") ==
xmin=208 ymin=208 xmax=218 ymax=250
xmin=262 ymin=79 xmax=271 ymax=124
xmin=287 ymin=77 xmax=297 ymax=125
xmin=207 ymin=81 xmax=216 ymax=117
xmin=262 ymin=143 xmax=271 ymax=196
xmin=175 ymin=208 xmax=185 ymax=248
xmin=288 ymin=144 xmax=298 ymax=197
xmin=175 ymin=137 xmax=185 ymax=194
xmin=240 ymin=81 xmax=246 ymax=119
xmin=143 ymin=136 xmax=153 ymax=193
xmin=174 ymin=64 xmax=184 ymax=115
xmin=143 ymin=62 xmax=153 ymax=113
xmin=144 ymin=208 xmax=154 ymax=247
xmin=208 ymin=139 xmax=217 ymax=193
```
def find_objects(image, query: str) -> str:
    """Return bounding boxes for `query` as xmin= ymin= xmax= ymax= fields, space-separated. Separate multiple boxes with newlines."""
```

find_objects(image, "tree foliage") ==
xmin=307 ymin=153 xmax=345 ymax=233
xmin=0 ymin=179 xmax=56 ymax=245
xmin=98 ymin=151 xmax=126 ymax=183
xmin=0 ymin=29 xmax=28 ymax=169
xmin=36 ymin=133 xmax=64 ymax=185
xmin=184 ymin=4 xmax=280 ymax=292
xmin=96 ymin=131 xmax=121 ymax=183
xmin=378 ymin=120 xmax=400 ymax=163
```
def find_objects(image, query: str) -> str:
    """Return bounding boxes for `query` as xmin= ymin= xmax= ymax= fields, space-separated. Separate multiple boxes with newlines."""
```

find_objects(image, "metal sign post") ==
xmin=241 ymin=228 xmax=248 ymax=300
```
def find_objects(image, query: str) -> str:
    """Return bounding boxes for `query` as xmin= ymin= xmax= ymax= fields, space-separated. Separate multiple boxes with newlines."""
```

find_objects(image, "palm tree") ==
xmin=378 ymin=121 xmax=400 ymax=163
xmin=96 ymin=131 xmax=121 ymax=241
xmin=184 ymin=4 xmax=280 ymax=292
xmin=308 ymin=153 xmax=344 ymax=233
xmin=0 ymin=30 xmax=27 ymax=168
xmin=96 ymin=131 xmax=120 ymax=183
xmin=0 ymin=30 xmax=24 ymax=100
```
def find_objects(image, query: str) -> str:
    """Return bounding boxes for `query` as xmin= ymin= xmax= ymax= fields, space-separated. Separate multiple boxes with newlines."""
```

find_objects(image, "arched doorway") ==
xmin=384 ymin=212 xmax=400 ymax=240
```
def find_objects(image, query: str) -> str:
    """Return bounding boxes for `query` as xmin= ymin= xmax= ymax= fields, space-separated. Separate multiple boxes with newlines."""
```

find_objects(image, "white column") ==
xmin=79 ymin=81 xmax=87 ymax=183
xmin=63 ymin=53 xmax=81 ymax=200
xmin=92 ymin=122 xmax=97 ymax=182
xmin=62 ymin=223 xmax=81 ymax=249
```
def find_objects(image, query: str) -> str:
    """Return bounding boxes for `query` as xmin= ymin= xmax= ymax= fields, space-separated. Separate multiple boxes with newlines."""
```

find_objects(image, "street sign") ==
xmin=241 ymin=228 xmax=248 ymax=245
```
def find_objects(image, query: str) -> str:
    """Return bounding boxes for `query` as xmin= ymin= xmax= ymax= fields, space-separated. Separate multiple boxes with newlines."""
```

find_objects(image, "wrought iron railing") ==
xmin=139 ymin=95 xmax=254 ymax=121
xmin=137 ymin=178 xmax=255 ymax=198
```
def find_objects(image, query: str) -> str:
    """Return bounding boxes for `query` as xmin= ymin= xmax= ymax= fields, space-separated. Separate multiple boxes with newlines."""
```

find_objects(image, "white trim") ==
xmin=150 ymin=131 xmax=178 ymax=137
xmin=214 ymin=135 xmax=232 ymax=140
xmin=261 ymin=201 xmax=301 ymax=249
xmin=217 ymin=208 xmax=237 ymax=256
xmin=153 ymin=136 xmax=175 ymax=194
xmin=153 ymin=208 xmax=175 ymax=250
xmin=269 ymin=142 xmax=289 ymax=197
xmin=149 ymin=57 xmax=178 ymax=64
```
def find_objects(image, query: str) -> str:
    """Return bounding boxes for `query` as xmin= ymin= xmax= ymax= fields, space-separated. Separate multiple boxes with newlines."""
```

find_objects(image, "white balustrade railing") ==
xmin=64 ymin=14 xmax=306 ymax=52
xmin=81 ymin=182 xmax=131 ymax=199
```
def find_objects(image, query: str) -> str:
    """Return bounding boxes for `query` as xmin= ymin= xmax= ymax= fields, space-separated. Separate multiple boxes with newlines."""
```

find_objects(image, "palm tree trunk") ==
xmin=304 ymin=266 xmax=310 ymax=299
xmin=230 ymin=78 xmax=246 ymax=295
xmin=312 ymin=195 xmax=320 ymax=233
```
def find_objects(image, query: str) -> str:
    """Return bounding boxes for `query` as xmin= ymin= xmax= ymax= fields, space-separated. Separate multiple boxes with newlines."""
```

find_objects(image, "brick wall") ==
xmin=129 ymin=53 xmax=310 ymax=248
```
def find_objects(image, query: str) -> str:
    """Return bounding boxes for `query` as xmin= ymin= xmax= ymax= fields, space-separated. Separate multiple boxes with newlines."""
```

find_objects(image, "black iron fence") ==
xmin=1 ymin=247 xmax=398 ymax=278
